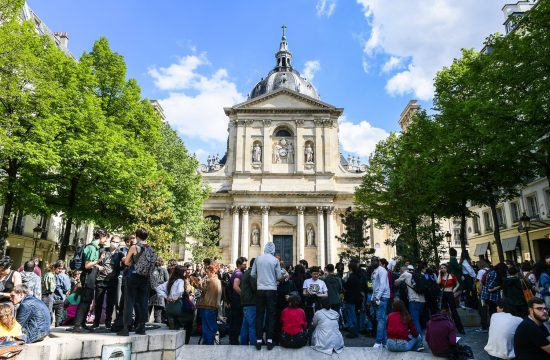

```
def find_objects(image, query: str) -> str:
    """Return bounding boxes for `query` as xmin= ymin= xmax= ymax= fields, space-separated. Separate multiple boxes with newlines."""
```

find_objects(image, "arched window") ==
xmin=275 ymin=129 xmax=292 ymax=137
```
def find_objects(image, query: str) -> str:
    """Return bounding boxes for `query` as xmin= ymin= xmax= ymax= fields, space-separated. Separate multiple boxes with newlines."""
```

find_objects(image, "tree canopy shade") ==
xmin=0 ymin=11 xmax=208 ymax=259
xmin=336 ymin=207 xmax=374 ymax=264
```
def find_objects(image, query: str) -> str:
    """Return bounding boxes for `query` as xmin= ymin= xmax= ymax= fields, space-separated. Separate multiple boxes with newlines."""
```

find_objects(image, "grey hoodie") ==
xmin=251 ymin=242 xmax=281 ymax=291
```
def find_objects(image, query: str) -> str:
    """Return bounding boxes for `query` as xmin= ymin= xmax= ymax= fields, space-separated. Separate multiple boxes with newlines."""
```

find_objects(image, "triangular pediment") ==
xmin=232 ymin=88 xmax=335 ymax=110
xmin=272 ymin=219 xmax=295 ymax=227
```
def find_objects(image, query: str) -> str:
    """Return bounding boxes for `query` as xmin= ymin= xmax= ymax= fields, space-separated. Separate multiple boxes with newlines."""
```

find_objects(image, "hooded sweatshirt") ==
xmin=251 ymin=242 xmax=282 ymax=291
xmin=426 ymin=312 xmax=457 ymax=356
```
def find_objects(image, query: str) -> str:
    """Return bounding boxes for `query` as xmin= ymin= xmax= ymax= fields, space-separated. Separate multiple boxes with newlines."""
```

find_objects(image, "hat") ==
xmin=407 ymin=265 xmax=414 ymax=271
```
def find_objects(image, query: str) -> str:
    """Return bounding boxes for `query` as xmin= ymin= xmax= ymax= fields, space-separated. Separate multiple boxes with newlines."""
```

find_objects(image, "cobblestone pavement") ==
xmin=191 ymin=326 xmax=490 ymax=359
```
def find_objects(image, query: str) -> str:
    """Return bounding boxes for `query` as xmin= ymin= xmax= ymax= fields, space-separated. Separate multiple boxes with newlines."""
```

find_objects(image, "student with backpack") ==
xmin=69 ymin=229 xmax=108 ymax=333
xmin=395 ymin=264 xmax=426 ymax=350
xmin=117 ymin=228 xmax=157 ymax=336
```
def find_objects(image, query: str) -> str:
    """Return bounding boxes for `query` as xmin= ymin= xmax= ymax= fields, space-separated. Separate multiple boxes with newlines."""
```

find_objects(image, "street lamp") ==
xmin=519 ymin=212 xmax=534 ymax=262
xmin=32 ymin=225 xmax=42 ymax=257
xmin=445 ymin=231 xmax=452 ymax=259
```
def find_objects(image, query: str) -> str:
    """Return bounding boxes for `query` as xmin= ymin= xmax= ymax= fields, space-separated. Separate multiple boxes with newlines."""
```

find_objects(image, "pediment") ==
xmin=272 ymin=219 xmax=295 ymax=227
xmin=231 ymin=88 xmax=335 ymax=111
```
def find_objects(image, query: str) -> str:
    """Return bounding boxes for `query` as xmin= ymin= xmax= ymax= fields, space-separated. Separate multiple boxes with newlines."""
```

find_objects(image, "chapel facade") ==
xmin=199 ymin=30 xmax=377 ymax=267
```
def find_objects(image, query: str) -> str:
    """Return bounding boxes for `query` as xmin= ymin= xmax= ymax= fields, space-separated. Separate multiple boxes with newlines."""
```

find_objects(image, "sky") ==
xmin=27 ymin=0 xmax=510 ymax=163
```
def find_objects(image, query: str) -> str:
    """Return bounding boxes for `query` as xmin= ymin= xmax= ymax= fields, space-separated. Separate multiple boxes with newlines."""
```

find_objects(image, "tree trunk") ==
xmin=488 ymin=196 xmax=505 ymax=263
xmin=0 ymin=160 xmax=19 ymax=254
xmin=58 ymin=176 xmax=79 ymax=260
xmin=460 ymin=198 xmax=468 ymax=254
xmin=431 ymin=213 xmax=440 ymax=267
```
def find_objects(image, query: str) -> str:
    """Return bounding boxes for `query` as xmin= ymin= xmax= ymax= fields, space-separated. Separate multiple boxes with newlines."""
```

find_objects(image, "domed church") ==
xmin=197 ymin=28 xmax=374 ymax=267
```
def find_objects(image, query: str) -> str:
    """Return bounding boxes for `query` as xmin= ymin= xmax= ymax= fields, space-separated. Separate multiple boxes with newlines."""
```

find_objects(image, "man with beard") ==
xmin=513 ymin=297 xmax=550 ymax=360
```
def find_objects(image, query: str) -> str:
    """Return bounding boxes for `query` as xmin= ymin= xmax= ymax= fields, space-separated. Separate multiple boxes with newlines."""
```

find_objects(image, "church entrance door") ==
xmin=273 ymin=235 xmax=293 ymax=266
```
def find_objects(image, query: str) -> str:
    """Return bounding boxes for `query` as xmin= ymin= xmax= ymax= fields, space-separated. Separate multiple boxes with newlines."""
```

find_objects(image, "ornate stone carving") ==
xmin=316 ymin=206 xmax=324 ymax=214
xmin=263 ymin=119 xmax=272 ymax=127
xmin=296 ymin=206 xmax=305 ymax=214
xmin=252 ymin=143 xmax=262 ymax=163
xmin=261 ymin=206 xmax=270 ymax=214
xmin=230 ymin=206 xmax=240 ymax=215
xmin=251 ymin=226 xmax=260 ymax=246
xmin=273 ymin=138 xmax=294 ymax=164
xmin=240 ymin=205 xmax=250 ymax=214
xmin=306 ymin=225 xmax=315 ymax=247
xmin=305 ymin=143 xmax=314 ymax=164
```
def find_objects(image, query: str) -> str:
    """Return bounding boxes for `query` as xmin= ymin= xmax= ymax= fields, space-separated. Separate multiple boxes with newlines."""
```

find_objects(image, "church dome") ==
xmin=249 ymin=27 xmax=320 ymax=100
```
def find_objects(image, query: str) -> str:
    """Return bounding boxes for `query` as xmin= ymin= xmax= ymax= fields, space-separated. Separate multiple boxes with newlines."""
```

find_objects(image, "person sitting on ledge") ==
xmin=10 ymin=284 xmax=50 ymax=343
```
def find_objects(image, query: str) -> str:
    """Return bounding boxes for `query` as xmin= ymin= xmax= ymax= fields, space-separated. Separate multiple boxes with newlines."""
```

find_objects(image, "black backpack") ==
xmin=69 ymin=245 xmax=87 ymax=271
xmin=411 ymin=273 xmax=430 ymax=295
xmin=421 ymin=274 xmax=441 ymax=299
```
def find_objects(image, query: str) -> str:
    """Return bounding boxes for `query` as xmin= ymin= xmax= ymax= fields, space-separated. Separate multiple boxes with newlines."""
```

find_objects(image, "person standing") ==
xmin=481 ymin=264 xmax=504 ymax=328
xmin=93 ymin=236 xmax=123 ymax=328
xmin=70 ymin=229 xmax=108 ymax=333
xmin=322 ymin=264 xmax=342 ymax=313
xmin=148 ymin=258 xmax=169 ymax=324
xmin=229 ymin=256 xmax=247 ymax=345
xmin=117 ymin=228 xmax=155 ymax=336
xmin=191 ymin=264 xmax=222 ymax=345
xmin=502 ymin=266 xmax=528 ymax=317
xmin=484 ymin=298 xmax=523 ymax=360
xmin=343 ymin=261 xmax=362 ymax=339
xmin=371 ymin=256 xmax=390 ymax=348
xmin=438 ymin=263 xmax=465 ymax=334
xmin=52 ymin=261 xmax=71 ymax=327
xmin=395 ymin=264 xmax=425 ymax=349
xmin=302 ymin=266 xmax=328 ymax=324
xmin=251 ymin=242 xmax=282 ymax=350
xmin=240 ymin=258 xmax=257 ymax=346
xmin=513 ymin=297 xmax=550 ymax=360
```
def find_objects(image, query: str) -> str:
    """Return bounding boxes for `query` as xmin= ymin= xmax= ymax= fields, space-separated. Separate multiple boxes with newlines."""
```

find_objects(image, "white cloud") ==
xmin=149 ymin=54 xmax=245 ymax=142
xmin=316 ymin=0 xmax=337 ymax=17
xmin=339 ymin=117 xmax=389 ymax=157
xmin=356 ymin=0 xmax=508 ymax=100
xmin=302 ymin=60 xmax=321 ymax=81
xmin=381 ymin=56 xmax=403 ymax=73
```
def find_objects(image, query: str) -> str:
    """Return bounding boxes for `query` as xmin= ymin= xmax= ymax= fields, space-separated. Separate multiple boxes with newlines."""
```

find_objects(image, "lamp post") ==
xmin=519 ymin=212 xmax=534 ymax=262
xmin=32 ymin=225 xmax=42 ymax=258
xmin=445 ymin=231 xmax=452 ymax=260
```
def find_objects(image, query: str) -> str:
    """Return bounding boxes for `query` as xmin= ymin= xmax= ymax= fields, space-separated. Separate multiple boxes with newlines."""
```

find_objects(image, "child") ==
xmin=62 ymin=285 xmax=82 ymax=326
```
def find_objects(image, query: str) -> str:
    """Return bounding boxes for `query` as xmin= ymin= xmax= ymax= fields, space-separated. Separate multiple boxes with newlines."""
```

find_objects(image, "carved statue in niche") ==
xmin=251 ymin=226 xmax=260 ymax=246
xmin=306 ymin=225 xmax=315 ymax=246
xmin=305 ymin=143 xmax=314 ymax=163
xmin=273 ymin=138 xmax=294 ymax=164
xmin=252 ymin=143 xmax=262 ymax=163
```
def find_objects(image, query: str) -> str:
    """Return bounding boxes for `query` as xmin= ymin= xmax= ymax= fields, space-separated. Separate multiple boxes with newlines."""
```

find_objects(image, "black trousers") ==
xmin=441 ymin=291 xmax=464 ymax=333
xmin=73 ymin=271 xmax=95 ymax=327
xmin=123 ymin=274 xmax=149 ymax=331
xmin=255 ymin=290 xmax=277 ymax=342
xmin=94 ymin=280 xmax=118 ymax=325
xmin=229 ymin=299 xmax=243 ymax=345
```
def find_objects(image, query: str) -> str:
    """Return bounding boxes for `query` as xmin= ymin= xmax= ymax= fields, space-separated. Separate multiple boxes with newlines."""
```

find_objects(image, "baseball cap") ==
xmin=407 ymin=265 xmax=414 ymax=271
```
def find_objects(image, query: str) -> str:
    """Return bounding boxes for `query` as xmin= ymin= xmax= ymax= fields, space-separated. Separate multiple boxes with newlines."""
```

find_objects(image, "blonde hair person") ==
xmin=0 ymin=303 xmax=23 ymax=339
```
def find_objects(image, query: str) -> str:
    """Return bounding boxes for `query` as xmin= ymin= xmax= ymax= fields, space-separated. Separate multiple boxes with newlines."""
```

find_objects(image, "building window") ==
xmin=510 ymin=201 xmax=520 ymax=223
xmin=526 ymin=194 xmax=540 ymax=219
xmin=11 ymin=212 xmax=24 ymax=235
xmin=496 ymin=207 xmax=507 ymax=229
xmin=473 ymin=216 xmax=481 ymax=234
xmin=483 ymin=211 xmax=493 ymax=232
xmin=275 ymin=129 xmax=292 ymax=137
xmin=453 ymin=228 xmax=461 ymax=246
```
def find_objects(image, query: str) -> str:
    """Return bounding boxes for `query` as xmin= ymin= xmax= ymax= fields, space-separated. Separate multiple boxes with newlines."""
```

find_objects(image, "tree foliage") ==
xmin=336 ymin=207 xmax=374 ymax=264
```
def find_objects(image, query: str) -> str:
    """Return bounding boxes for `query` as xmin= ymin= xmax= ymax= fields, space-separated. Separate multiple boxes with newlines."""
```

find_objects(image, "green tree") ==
xmin=188 ymin=217 xmax=221 ymax=263
xmin=336 ymin=207 xmax=373 ymax=264
xmin=0 ymin=17 xmax=67 ymax=252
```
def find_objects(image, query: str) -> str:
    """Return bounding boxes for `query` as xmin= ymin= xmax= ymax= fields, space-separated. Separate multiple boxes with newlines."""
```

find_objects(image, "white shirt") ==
xmin=477 ymin=268 xmax=488 ymax=282
xmin=484 ymin=312 xmax=523 ymax=359
xmin=395 ymin=271 xmax=425 ymax=303
xmin=303 ymin=278 xmax=327 ymax=295
xmin=156 ymin=279 xmax=185 ymax=301
xmin=461 ymin=260 xmax=476 ymax=278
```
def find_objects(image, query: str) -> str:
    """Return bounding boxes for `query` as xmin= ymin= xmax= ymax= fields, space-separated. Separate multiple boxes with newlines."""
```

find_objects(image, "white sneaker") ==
xmin=373 ymin=343 xmax=384 ymax=349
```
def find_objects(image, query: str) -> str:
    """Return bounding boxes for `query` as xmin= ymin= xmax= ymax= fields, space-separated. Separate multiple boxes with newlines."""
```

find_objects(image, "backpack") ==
xmin=423 ymin=275 xmax=441 ymax=299
xmin=410 ymin=273 xmax=430 ymax=295
xmin=69 ymin=245 xmax=90 ymax=271
xmin=134 ymin=244 xmax=157 ymax=277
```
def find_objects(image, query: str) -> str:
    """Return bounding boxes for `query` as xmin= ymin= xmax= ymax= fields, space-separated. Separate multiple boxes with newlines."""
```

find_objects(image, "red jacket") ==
xmin=387 ymin=312 xmax=419 ymax=340
xmin=426 ymin=313 xmax=457 ymax=356
xmin=280 ymin=307 xmax=307 ymax=335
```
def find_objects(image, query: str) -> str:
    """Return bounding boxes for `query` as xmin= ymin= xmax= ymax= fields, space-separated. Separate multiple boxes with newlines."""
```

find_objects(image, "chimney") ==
xmin=54 ymin=32 xmax=69 ymax=49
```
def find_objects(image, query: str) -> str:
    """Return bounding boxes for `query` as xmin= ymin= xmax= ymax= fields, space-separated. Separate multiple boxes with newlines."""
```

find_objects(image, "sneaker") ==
xmin=417 ymin=345 xmax=425 ymax=352
xmin=373 ymin=343 xmax=384 ymax=349
xmin=255 ymin=341 xmax=262 ymax=350
xmin=475 ymin=328 xmax=488 ymax=333
xmin=267 ymin=341 xmax=274 ymax=351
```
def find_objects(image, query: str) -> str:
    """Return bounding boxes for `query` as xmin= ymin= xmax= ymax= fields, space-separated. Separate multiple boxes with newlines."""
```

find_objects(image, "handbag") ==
xmin=521 ymin=278 xmax=534 ymax=302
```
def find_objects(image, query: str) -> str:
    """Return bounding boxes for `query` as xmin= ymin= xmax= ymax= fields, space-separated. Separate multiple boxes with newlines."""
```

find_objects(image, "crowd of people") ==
xmin=0 ymin=228 xmax=549 ymax=359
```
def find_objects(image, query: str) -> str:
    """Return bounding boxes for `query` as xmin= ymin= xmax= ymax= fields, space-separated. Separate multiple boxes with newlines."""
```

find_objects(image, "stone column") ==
xmin=241 ymin=206 xmax=250 ymax=259
xmin=314 ymin=119 xmax=324 ymax=173
xmin=231 ymin=206 xmax=240 ymax=266
xmin=326 ymin=207 xmax=336 ymax=265
xmin=261 ymin=206 xmax=270 ymax=249
xmin=316 ymin=206 xmax=325 ymax=267
xmin=297 ymin=206 xmax=305 ymax=262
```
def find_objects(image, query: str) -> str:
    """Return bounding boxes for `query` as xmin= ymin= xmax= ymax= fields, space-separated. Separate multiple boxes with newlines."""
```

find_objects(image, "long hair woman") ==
xmin=386 ymin=299 xmax=422 ymax=352
xmin=437 ymin=263 xmax=465 ymax=334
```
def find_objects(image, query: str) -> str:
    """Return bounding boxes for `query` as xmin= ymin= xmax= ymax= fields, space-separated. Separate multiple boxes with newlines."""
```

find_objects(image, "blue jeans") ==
xmin=375 ymin=297 xmax=389 ymax=345
xmin=240 ymin=305 xmax=256 ymax=345
xmin=386 ymin=336 xmax=421 ymax=352
xmin=200 ymin=309 xmax=218 ymax=345
xmin=344 ymin=303 xmax=359 ymax=336
xmin=408 ymin=301 xmax=424 ymax=339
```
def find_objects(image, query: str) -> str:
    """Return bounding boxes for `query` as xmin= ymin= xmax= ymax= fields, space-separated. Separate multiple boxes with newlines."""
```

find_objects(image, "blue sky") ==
xmin=28 ymin=0 xmax=509 ymax=163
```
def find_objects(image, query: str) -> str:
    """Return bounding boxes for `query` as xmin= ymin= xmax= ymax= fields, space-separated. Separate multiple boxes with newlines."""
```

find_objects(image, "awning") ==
xmin=502 ymin=236 xmax=519 ymax=252
xmin=473 ymin=242 xmax=490 ymax=256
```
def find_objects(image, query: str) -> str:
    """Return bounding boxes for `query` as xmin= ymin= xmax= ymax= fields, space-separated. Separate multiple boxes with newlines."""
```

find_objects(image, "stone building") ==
xmin=198 ymin=31 xmax=374 ymax=267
